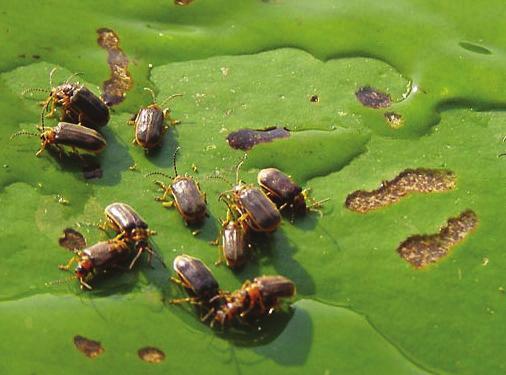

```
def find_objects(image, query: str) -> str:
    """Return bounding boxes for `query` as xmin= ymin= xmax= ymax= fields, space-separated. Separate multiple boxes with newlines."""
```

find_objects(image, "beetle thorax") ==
xmin=52 ymin=83 xmax=79 ymax=102
xmin=40 ymin=130 xmax=56 ymax=144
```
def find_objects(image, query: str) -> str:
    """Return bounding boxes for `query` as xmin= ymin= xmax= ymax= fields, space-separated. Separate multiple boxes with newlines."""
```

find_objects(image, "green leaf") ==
xmin=1 ymin=1 xmax=505 ymax=374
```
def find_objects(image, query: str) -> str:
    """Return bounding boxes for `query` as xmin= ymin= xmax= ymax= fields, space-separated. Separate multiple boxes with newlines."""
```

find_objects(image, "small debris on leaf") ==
xmin=59 ymin=228 xmax=87 ymax=251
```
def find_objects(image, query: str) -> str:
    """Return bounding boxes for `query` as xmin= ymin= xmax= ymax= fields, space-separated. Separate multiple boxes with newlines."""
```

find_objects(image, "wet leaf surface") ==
xmin=0 ymin=1 xmax=506 ymax=374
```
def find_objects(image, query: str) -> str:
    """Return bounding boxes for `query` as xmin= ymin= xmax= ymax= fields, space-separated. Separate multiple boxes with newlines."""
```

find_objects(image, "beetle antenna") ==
xmin=159 ymin=93 xmax=183 ymax=109
xmin=206 ymin=173 xmax=232 ymax=185
xmin=143 ymin=87 xmax=157 ymax=104
xmin=10 ymin=130 xmax=39 ymax=140
xmin=235 ymin=154 xmax=247 ymax=184
xmin=144 ymin=171 xmax=172 ymax=179
xmin=45 ymin=275 xmax=75 ymax=287
xmin=39 ymin=99 xmax=51 ymax=132
xmin=172 ymin=146 xmax=181 ymax=177
xmin=64 ymin=72 xmax=83 ymax=84
xmin=49 ymin=67 xmax=58 ymax=87
xmin=20 ymin=88 xmax=50 ymax=98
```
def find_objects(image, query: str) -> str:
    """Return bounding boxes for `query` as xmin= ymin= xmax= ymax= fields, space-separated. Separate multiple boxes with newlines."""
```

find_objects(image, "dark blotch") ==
xmin=175 ymin=0 xmax=194 ymax=4
xmin=81 ymin=155 xmax=103 ymax=180
xmin=59 ymin=228 xmax=86 ymax=251
xmin=310 ymin=95 xmax=319 ymax=103
xmin=96 ymin=28 xmax=132 ymax=106
xmin=138 ymin=346 xmax=165 ymax=363
xmin=226 ymin=127 xmax=290 ymax=151
xmin=355 ymin=86 xmax=391 ymax=109
xmin=73 ymin=335 xmax=104 ymax=358
xmin=32 ymin=54 xmax=41 ymax=59
xmin=459 ymin=42 xmax=492 ymax=55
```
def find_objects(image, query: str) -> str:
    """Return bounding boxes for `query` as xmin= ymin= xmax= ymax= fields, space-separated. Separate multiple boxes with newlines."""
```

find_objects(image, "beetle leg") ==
xmin=128 ymin=247 xmax=145 ymax=269
xmin=170 ymin=276 xmax=183 ymax=286
xmin=58 ymin=255 xmax=79 ymax=271
xmin=161 ymin=201 xmax=175 ymax=209
xmin=35 ymin=140 xmax=49 ymax=157
xmin=163 ymin=108 xmax=181 ymax=126
xmin=79 ymin=278 xmax=93 ymax=290
xmin=169 ymin=297 xmax=201 ymax=305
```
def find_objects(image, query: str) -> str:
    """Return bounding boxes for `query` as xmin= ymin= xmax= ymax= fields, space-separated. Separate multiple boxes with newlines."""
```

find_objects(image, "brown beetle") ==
xmin=58 ymin=238 xmax=131 ymax=290
xmin=212 ymin=275 xmax=296 ymax=326
xmin=10 ymin=109 xmax=107 ymax=157
xmin=218 ymin=157 xmax=281 ymax=233
xmin=148 ymin=147 xmax=207 ymax=225
xmin=129 ymin=88 xmax=182 ymax=149
xmin=103 ymin=202 xmax=160 ymax=269
xmin=23 ymin=68 xmax=110 ymax=129
xmin=257 ymin=168 xmax=327 ymax=216
xmin=213 ymin=208 xmax=251 ymax=269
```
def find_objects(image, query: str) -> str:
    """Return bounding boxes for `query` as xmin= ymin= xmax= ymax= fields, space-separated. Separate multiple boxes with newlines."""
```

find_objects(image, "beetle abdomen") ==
xmin=135 ymin=107 xmax=165 ymax=148
xmin=69 ymin=86 xmax=110 ymax=128
xmin=258 ymin=168 xmax=302 ymax=203
xmin=173 ymin=255 xmax=219 ymax=299
xmin=237 ymin=187 xmax=281 ymax=232
xmin=83 ymin=241 xmax=129 ymax=270
xmin=222 ymin=221 xmax=248 ymax=268
xmin=53 ymin=122 xmax=106 ymax=152
xmin=171 ymin=178 xmax=207 ymax=224
xmin=105 ymin=202 xmax=148 ymax=232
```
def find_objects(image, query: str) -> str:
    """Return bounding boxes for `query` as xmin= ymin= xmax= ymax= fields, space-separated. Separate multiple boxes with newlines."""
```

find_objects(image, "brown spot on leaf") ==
xmin=175 ymin=0 xmax=194 ymax=4
xmin=310 ymin=95 xmax=319 ymax=103
xmin=138 ymin=346 xmax=165 ymax=363
xmin=345 ymin=169 xmax=456 ymax=213
xmin=398 ymin=210 xmax=478 ymax=268
xmin=97 ymin=28 xmax=132 ymax=106
xmin=59 ymin=228 xmax=86 ymax=251
xmin=356 ymin=87 xmax=391 ymax=109
xmin=74 ymin=335 xmax=104 ymax=358
xmin=384 ymin=112 xmax=403 ymax=129
xmin=226 ymin=127 xmax=290 ymax=151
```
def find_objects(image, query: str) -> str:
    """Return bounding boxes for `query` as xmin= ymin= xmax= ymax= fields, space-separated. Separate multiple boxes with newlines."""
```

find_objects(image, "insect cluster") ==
xmin=13 ymin=68 xmax=327 ymax=329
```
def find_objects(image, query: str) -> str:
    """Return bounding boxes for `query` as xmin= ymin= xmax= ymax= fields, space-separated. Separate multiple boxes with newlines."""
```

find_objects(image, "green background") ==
xmin=1 ymin=1 xmax=505 ymax=373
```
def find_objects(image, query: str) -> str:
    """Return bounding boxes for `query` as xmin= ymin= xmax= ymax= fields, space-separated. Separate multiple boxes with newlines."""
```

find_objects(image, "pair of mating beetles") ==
xmin=12 ymin=69 xmax=181 ymax=157
xmin=59 ymin=202 xmax=158 ymax=289
xmin=172 ymin=254 xmax=295 ymax=326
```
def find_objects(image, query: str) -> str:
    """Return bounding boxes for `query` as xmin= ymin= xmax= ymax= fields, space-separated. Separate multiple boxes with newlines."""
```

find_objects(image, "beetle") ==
xmin=148 ymin=147 xmax=207 ymax=225
xmin=170 ymin=254 xmax=226 ymax=306
xmin=213 ymin=208 xmax=251 ymax=269
xmin=58 ymin=238 xmax=131 ymax=290
xmin=257 ymin=168 xmax=327 ymax=216
xmin=129 ymin=88 xmax=183 ymax=149
xmin=103 ymin=202 xmax=159 ymax=269
xmin=10 ymin=110 xmax=107 ymax=157
xmin=23 ymin=68 xmax=110 ymax=129
xmin=218 ymin=157 xmax=281 ymax=233
xmin=212 ymin=275 xmax=296 ymax=326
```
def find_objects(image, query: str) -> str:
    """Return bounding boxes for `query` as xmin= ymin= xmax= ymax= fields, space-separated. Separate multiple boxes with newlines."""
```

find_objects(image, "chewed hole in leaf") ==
xmin=96 ymin=27 xmax=132 ymax=106
xmin=73 ymin=335 xmax=104 ymax=358
xmin=345 ymin=168 xmax=456 ymax=213
xmin=355 ymin=86 xmax=391 ymax=109
xmin=226 ymin=127 xmax=290 ymax=151
xmin=397 ymin=210 xmax=478 ymax=268
xmin=138 ymin=346 xmax=166 ymax=363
